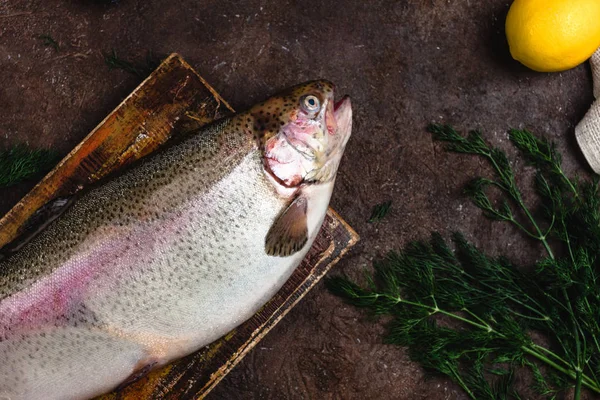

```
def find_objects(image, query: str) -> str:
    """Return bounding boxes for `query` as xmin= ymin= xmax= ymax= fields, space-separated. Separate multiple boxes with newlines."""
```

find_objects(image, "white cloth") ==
xmin=575 ymin=48 xmax=600 ymax=173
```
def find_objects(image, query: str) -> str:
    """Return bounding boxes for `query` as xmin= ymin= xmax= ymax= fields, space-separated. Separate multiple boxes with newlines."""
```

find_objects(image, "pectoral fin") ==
xmin=265 ymin=195 xmax=308 ymax=257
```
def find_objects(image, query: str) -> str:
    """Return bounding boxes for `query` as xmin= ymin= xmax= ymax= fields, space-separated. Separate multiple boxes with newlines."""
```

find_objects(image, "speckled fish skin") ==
xmin=0 ymin=80 xmax=352 ymax=400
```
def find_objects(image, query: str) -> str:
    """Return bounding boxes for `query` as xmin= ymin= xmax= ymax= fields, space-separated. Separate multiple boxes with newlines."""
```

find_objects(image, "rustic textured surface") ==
xmin=0 ymin=1 xmax=597 ymax=398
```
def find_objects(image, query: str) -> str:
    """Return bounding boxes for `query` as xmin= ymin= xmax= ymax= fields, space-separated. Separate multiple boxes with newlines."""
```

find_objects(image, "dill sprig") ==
xmin=38 ymin=34 xmax=59 ymax=51
xmin=103 ymin=49 xmax=160 ymax=79
xmin=368 ymin=200 xmax=392 ymax=223
xmin=0 ymin=145 xmax=59 ymax=188
xmin=328 ymin=124 xmax=600 ymax=399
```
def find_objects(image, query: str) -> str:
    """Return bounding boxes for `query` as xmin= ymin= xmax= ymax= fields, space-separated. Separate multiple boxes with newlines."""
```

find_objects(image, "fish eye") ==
xmin=301 ymin=95 xmax=320 ymax=113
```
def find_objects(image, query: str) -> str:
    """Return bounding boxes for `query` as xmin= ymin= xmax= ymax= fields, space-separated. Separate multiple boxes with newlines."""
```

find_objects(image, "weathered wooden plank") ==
xmin=0 ymin=53 xmax=359 ymax=399
xmin=0 ymin=53 xmax=233 ymax=249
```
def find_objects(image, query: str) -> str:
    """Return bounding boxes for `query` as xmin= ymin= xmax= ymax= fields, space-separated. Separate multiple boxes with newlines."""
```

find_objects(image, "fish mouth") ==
xmin=301 ymin=95 xmax=352 ymax=184
xmin=334 ymin=96 xmax=347 ymax=112
xmin=333 ymin=95 xmax=352 ymax=146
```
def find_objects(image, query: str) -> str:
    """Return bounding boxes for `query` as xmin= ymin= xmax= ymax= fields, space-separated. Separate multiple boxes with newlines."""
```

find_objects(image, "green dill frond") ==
xmin=368 ymin=200 xmax=392 ymax=223
xmin=524 ymin=358 xmax=560 ymax=397
xmin=0 ymin=145 xmax=59 ymax=188
xmin=325 ymin=277 xmax=379 ymax=309
xmin=428 ymin=124 xmax=489 ymax=156
xmin=509 ymin=129 xmax=561 ymax=168
xmin=509 ymin=129 xmax=572 ymax=191
xmin=104 ymin=49 xmax=161 ymax=79
xmin=38 ymin=34 xmax=59 ymax=51
xmin=464 ymin=178 xmax=514 ymax=221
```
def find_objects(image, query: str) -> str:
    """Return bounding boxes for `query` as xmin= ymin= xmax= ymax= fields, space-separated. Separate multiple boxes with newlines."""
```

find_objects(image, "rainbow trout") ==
xmin=0 ymin=81 xmax=352 ymax=400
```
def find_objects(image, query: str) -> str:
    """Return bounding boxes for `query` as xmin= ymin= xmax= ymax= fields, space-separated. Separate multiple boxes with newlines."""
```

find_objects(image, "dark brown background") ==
xmin=0 ymin=1 xmax=596 ymax=399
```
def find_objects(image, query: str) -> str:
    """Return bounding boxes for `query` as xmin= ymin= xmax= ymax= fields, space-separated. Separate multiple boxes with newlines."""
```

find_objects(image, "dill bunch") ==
xmin=0 ymin=145 xmax=59 ymax=188
xmin=328 ymin=125 xmax=600 ymax=399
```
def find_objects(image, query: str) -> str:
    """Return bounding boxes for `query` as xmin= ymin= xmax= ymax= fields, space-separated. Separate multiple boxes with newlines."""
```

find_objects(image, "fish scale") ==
xmin=0 ymin=80 xmax=352 ymax=400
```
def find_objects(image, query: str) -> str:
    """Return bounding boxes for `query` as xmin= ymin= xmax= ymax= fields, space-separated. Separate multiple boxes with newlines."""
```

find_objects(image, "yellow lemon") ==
xmin=505 ymin=0 xmax=600 ymax=72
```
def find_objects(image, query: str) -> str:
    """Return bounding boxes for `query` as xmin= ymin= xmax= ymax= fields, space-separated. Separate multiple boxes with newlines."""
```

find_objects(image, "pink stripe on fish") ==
xmin=0 ymin=194 xmax=216 ymax=341
xmin=0 ymin=226 xmax=135 ymax=339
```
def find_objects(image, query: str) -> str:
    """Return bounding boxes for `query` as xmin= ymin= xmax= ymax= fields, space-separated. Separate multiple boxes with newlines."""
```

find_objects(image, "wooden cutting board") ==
xmin=0 ymin=53 xmax=359 ymax=399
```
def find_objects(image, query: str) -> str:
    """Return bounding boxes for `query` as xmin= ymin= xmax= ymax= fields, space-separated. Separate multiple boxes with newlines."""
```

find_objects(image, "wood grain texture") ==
xmin=0 ymin=53 xmax=358 ymax=399
xmin=0 ymin=53 xmax=233 ymax=249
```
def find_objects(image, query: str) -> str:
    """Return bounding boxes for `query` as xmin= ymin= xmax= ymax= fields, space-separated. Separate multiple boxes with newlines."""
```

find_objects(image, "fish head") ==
xmin=248 ymin=80 xmax=352 ymax=188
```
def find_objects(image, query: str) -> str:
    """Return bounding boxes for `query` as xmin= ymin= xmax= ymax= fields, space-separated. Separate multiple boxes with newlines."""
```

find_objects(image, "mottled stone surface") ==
xmin=0 ymin=1 xmax=596 ymax=398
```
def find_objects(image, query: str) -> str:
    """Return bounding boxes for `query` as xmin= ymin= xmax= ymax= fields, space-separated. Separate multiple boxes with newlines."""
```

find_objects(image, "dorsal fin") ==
xmin=265 ymin=195 xmax=308 ymax=257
